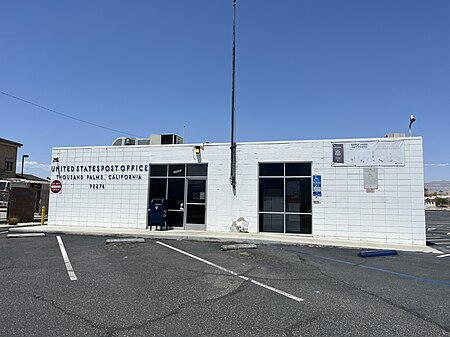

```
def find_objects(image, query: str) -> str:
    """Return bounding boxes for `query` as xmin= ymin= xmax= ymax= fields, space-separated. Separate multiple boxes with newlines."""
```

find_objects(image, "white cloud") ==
xmin=424 ymin=163 xmax=449 ymax=167
xmin=16 ymin=160 xmax=51 ymax=172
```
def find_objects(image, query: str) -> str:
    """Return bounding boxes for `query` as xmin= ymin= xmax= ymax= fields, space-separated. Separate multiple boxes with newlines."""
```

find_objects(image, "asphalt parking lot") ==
xmin=0 ymin=233 xmax=449 ymax=337
xmin=426 ymin=210 xmax=450 ymax=253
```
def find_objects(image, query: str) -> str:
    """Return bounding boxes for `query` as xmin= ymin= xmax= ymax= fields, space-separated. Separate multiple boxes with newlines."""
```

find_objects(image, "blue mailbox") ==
xmin=149 ymin=198 xmax=168 ymax=230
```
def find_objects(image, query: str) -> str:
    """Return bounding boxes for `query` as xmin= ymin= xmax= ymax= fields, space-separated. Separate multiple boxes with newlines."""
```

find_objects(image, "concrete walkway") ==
xmin=0 ymin=222 xmax=43 ymax=229
xmin=8 ymin=225 xmax=440 ymax=253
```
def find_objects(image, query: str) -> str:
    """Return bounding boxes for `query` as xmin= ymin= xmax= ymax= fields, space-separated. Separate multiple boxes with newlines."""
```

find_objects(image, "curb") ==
xmin=6 ymin=233 xmax=46 ymax=238
xmin=0 ymin=223 xmax=46 ymax=229
xmin=7 ymin=225 xmax=440 ymax=254
xmin=221 ymin=243 xmax=258 ymax=251
xmin=358 ymin=250 xmax=398 ymax=257
xmin=105 ymin=238 xmax=145 ymax=244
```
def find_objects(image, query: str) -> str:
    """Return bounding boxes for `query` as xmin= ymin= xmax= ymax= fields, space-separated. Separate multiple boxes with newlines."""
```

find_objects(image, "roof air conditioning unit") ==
xmin=150 ymin=134 xmax=184 ymax=145
xmin=384 ymin=133 xmax=406 ymax=138
xmin=112 ymin=134 xmax=184 ymax=146
xmin=124 ymin=138 xmax=135 ymax=145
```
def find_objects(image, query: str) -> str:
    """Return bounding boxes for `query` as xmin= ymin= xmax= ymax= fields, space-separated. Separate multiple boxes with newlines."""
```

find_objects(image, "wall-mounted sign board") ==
xmin=332 ymin=140 xmax=404 ymax=167
xmin=363 ymin=167 xmax=378 ymax=189
xmin=313 ymin=175 xmax=322 ymax=204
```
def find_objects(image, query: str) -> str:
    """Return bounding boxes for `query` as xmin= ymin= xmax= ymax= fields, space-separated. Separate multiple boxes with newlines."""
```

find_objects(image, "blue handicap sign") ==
xmin=313 ymin=175 xmax=321 ymax=197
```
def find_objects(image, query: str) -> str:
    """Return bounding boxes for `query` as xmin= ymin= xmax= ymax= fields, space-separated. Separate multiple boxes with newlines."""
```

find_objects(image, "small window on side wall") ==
xmin=5 ymin=161 xmax=13 ymax=172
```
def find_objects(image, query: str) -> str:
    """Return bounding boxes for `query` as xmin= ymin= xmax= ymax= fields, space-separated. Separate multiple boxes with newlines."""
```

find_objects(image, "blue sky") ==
xmin=1 ymin=0 xmax=449 ymax=182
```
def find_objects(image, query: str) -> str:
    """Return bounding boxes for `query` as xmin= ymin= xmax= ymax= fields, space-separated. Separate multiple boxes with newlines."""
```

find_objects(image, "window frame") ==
xmin=258 ymin=162 xmax=312 ymax=235
xmin=5 ymin=161 xmax=13 ymax=172
xmin=148 ymin=163 xmax=208 ymax=229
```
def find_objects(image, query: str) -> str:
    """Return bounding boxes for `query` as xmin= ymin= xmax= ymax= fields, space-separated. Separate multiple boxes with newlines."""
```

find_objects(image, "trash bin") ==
xmin=149 ymin=198 xmax=168 ymax=230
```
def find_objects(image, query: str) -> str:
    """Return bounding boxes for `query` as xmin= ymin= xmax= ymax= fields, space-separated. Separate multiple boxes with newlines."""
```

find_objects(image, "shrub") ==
xmin=435 ymin=197 xmax=449 ymax=207
xmin=7 ymin=217 xmax=20 ymax=225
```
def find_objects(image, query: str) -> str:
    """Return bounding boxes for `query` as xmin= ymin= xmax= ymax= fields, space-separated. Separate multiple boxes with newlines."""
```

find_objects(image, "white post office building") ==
xmin=48 ymin=135 xmax=425 ymax=246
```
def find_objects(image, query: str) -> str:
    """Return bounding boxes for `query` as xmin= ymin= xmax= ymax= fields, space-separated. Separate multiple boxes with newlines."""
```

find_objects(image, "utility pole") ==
xmin=230 ymin=0 xmax=237 ymax=193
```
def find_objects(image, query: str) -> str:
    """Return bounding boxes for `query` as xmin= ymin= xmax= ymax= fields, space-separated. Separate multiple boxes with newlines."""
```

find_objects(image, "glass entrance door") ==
xmin=167 ymin=178 xmax=185 ymax=227
xmin=185 ymin=179 xmax=206 ymax=230
xmin=149 ymin=164 xmax=207 ymax=230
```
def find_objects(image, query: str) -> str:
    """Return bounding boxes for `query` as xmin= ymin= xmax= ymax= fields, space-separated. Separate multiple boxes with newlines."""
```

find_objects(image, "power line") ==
xmin=0 ymin=90 xmax=144 ymax=138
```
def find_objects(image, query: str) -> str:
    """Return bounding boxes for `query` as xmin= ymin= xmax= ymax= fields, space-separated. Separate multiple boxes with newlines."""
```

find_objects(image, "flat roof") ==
xmin=52 ymin=136 xmax=422 ymax=150
xmin=15 ymin=173 xmax=49 ymax=183
xmin=0 ymin=137 xmax=22 ymax=147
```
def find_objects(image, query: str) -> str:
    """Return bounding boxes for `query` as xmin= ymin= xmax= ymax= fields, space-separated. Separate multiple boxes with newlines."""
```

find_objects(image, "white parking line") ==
xmin=437 ymin=253 xmax=450 ymax=258
xmin=429 ymin=239 xmax=450 ymax=243
xmin=0 ymin=231 xmax=8 ymax=234
xmin=56 ymin=236 xmax=77 ymax=281
xmin=156 ymin=241 xmax=304 ymax=302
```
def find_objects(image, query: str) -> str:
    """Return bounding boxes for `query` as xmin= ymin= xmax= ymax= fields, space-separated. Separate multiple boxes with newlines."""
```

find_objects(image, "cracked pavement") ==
xmin=0 ymin=234 xmax=449 ymax=336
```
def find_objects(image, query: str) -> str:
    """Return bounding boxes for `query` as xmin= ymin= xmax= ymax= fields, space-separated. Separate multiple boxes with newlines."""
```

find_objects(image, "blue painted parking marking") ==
xmin=269 ymin=245 xmax=450 ymax=287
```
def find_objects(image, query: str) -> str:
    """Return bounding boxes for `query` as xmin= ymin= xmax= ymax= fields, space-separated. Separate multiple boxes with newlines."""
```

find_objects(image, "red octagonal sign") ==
xmin=51 ymin=180 xmax=62 ymax=193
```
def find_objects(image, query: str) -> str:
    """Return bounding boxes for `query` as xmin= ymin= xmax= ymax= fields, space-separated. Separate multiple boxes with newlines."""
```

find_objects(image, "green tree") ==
xmin=435 ymin=197 xmax=449 ymax=207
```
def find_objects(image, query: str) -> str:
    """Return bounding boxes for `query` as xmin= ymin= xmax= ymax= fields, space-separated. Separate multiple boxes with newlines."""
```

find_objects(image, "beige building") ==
xmin=0 ymin=137 xmax=23 ymax=179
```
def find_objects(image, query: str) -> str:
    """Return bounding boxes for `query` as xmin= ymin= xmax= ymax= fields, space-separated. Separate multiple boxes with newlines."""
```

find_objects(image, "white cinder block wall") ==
xmin=49 ymin=137 xmax=425 ymax=246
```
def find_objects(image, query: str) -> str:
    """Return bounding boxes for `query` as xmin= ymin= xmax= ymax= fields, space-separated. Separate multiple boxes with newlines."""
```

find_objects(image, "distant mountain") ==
xmin=425 ymin=180 xmax=450 ymax=194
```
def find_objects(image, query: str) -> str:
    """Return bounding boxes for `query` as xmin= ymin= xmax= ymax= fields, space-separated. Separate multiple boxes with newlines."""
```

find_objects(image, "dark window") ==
xmin=187 ymin=164 xmax=207 ymax=176
xmin=186 ymin=204 xmax=205 ymax=224
xmin=286 ymin=178 xmax=311 ymax=213
xmin=286 ymin=163 xmax=311 ymax=176
xmin=187 ymin=180 xmax=206 ymax=203
xmin=286 ymin=214 xmax=312 ymax=234
xmin=5 ymin=161 xmax=13 ymax=172
xmin=150 ymin=165 xmax=167 ymax=177
xmin=259 ymin=213 xmax=284 ymax=233
xmin=259 ymin=178 xmax=284 ymax=212
xmin=169 ymin=164 xmax=185 ymax=177
xmin=168 ymin=179 xmax=184 ymax=209
xmin=259 ymin=162 xmax=312 ymax=234
xmin=259 ymin=163 xmax=284 ymax=176
xmin=149 ymin=179 xmax=166 ymax=201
